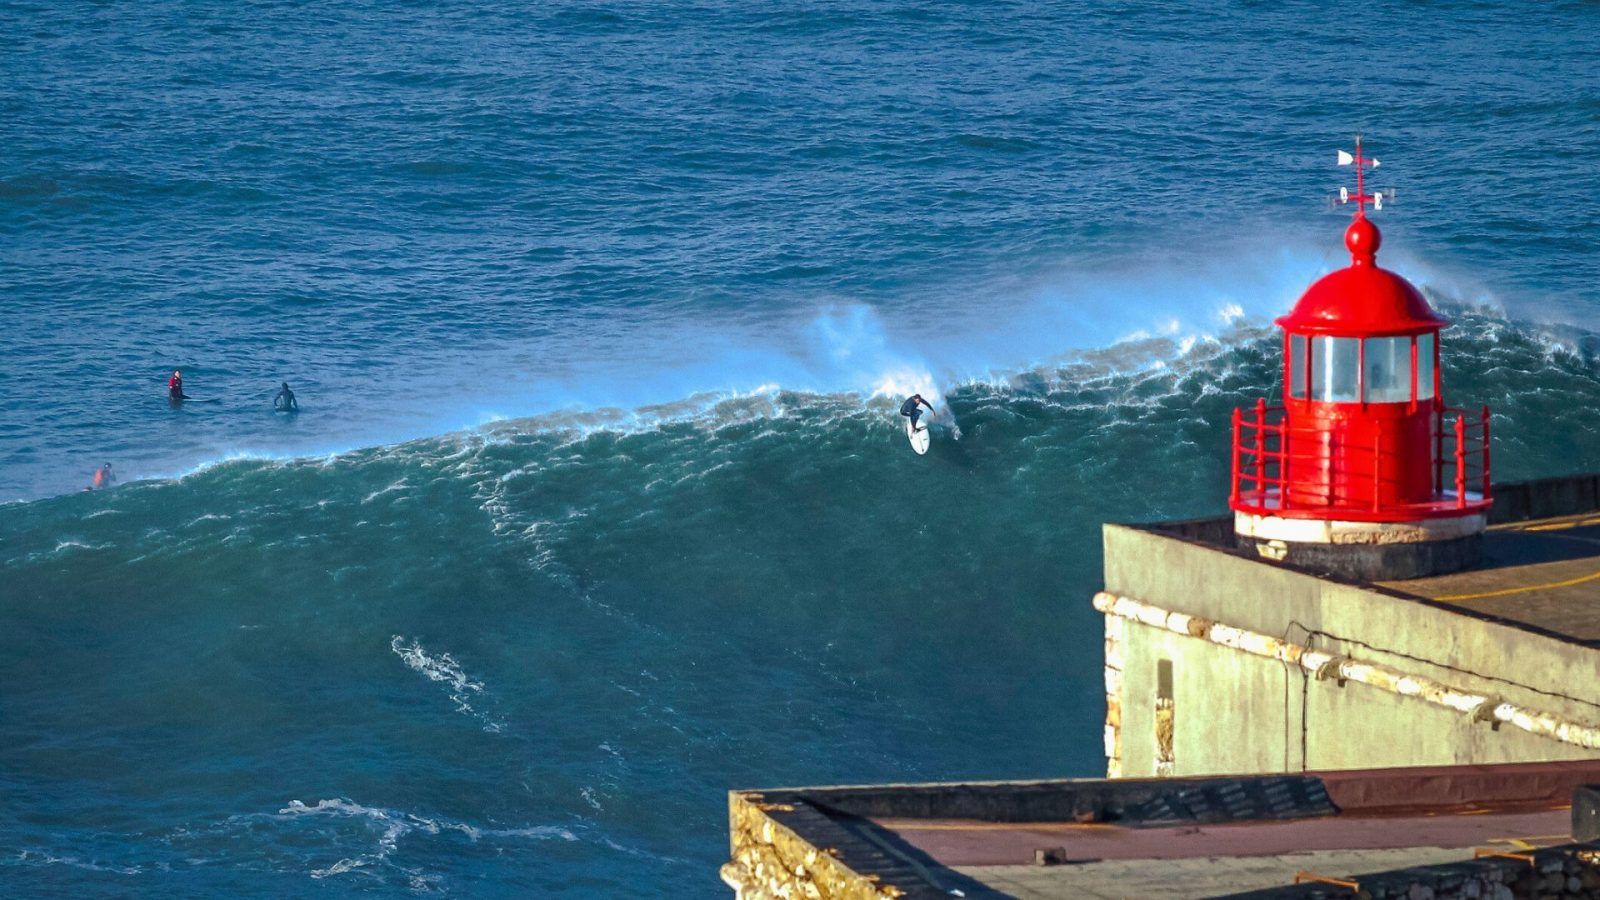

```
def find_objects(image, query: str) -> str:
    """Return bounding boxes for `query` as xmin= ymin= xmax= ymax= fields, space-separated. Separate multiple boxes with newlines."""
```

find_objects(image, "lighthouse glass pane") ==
xmin=1288 ymin=335 xmax=1307 ymax=398
xmin=1363 ymin=336 xmax=1411 ymax=403
xmin=1310 ymin=336 xmax=1360 ymax=402
xmin=1416 ymin=332 xmax=1436 ymax=400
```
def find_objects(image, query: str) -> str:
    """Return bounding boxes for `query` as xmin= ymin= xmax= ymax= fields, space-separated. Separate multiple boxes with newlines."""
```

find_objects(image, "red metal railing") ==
xmin=1230 ymin=400 xmax=1491 ymax=518
xmin=1435 ymin=405 xmax=1491 ymax=504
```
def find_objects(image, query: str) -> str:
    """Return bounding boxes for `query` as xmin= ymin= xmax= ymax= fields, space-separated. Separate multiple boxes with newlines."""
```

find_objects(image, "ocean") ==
xmin=4 ymin=0 xmax=1600 ymax=894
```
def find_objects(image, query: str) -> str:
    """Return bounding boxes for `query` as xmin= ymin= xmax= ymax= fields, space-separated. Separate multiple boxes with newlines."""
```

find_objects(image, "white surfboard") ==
xmin=905 ymin=418 xmax=930 ymax=455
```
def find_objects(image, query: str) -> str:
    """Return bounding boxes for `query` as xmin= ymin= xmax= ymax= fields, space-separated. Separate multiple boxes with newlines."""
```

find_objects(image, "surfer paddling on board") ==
xmin=273 ymin=382 xmax=298 ymax=412
xmin=900 ymin=394 xmax=934 ymax=434
xmin=168 ymin=369 xmax=190 ymax=404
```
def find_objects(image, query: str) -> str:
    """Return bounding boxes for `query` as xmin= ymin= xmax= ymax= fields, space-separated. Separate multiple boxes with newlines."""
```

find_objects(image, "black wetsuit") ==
xmin=900 ymin=396 xmax=926 ymax=430
xmin=274 ymin=388 xmax=297 ymax=411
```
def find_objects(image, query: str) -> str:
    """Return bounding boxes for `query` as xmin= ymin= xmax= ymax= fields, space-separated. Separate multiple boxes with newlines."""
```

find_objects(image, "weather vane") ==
xmin=1334 ymin=134 xmax=1395 ymax=214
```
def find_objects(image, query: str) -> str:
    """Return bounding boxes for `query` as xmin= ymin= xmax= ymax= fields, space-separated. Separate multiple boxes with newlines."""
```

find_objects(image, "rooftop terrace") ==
xmin=1384 ymin=510 xmax=1600 ymax=643
xmin=724 ymin=761 xmax=1600 ymax=899
xmin=1150 ymin=473 xmax=1600 ymax=648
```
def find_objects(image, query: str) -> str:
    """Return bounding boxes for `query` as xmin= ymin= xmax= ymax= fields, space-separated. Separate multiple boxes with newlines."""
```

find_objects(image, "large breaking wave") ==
xmin=3 ymin=305 xmax=1599 ymax=894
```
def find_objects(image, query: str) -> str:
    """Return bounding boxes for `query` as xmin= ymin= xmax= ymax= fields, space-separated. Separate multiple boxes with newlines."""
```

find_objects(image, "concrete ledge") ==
xmin=1318 ymin=763 xmax=1600 ymax=813
xmin=1491 ymin=474 xmax=1600 ymax=525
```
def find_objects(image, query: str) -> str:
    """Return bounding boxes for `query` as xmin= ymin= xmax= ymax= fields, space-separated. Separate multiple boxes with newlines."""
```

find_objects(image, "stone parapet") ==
xmin=723 ymin=790 xmax=903 ymax=900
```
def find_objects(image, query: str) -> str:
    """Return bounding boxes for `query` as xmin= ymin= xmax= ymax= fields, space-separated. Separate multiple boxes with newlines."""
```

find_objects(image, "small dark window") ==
xmin=1288 ymin=335 xmax=1308 ymax=399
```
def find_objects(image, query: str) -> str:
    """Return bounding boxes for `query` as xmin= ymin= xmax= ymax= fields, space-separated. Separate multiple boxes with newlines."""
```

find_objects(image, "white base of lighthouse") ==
xmin=1235 ymin=510 xmax=1487 ymax=546
xmin=1234 ymin=509 xmax=1487 ymax=581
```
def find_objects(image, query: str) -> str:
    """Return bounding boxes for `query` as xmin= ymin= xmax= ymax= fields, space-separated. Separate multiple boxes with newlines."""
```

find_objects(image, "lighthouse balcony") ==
xmin=1229 ymin=402 xmax=1492 ymax=524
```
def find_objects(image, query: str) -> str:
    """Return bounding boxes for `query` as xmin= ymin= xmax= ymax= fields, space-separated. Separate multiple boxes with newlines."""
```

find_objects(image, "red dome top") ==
xmin=1276 ymin=215 xmax=1447 ymax=336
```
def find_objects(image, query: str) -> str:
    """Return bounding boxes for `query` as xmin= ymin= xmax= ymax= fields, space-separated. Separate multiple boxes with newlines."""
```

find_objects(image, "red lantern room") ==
xmin=1230 ymin=137 xmax=1492 ymax=580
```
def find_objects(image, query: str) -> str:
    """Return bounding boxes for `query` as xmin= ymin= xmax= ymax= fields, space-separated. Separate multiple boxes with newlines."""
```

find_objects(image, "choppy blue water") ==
xmin=4 ymin=0 xmax=1600 ymax=894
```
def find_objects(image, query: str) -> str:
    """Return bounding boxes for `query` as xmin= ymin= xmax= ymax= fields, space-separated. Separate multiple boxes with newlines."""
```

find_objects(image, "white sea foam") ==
xmin=10 ymin=849 xmax=142 ymax=875
xmin=362 ymin=477 xmax=410 ymax=504
xmin=309 ymin=856 xmax=370 ymax=879
xmin=50 ymin=539 xmax=108 ymax=554
xmin=472 ymin=463 xmax=589 ymax=572
xmin=275 ymin=798 xmax=576 ymax=882
xmin=389 ymin=637 xmax=505 ymax=733
xmin=279 ymin=798 xmax=579 ymax=844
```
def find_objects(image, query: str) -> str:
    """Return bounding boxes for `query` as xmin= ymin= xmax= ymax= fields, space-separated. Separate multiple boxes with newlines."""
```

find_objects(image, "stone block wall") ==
xmin=722 ymin=791 xmax=898 ymax=900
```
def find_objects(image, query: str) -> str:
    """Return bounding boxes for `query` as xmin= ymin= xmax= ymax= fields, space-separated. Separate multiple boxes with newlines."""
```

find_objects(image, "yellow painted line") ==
xmin=1434 ymin=568 xmax=1600 ymax=602
xmin=1488 ymin=835 xmax=1570 ymax=851
xmin=1520 ymin=516 xmax=1600 ymax=532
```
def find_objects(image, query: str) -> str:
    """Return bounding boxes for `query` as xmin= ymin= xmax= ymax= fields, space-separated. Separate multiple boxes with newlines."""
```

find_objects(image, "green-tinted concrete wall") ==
xmin=1102 ymin=524 xmax=1600 ymax=778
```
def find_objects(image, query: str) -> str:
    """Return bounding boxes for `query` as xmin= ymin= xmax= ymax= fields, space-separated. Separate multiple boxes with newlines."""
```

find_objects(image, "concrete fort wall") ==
xmin=1100 ymin=522 xmax=1600 ymax=778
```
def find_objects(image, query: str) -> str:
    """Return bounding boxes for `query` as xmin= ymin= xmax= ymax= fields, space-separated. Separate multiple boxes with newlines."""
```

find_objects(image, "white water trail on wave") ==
xmin=389 ymin=636 xmax=506 ymax=733
xmin=274 ymin=798 xmax=577 ymax=884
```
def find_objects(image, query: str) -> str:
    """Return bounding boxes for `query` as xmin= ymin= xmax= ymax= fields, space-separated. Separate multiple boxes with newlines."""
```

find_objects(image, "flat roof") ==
xmin=956 ymin=848 xmax=1499 ymax=900
xmin=888 ymin=807 xmax=1568 ymax=867
xmin=1140 ymin=474 xmax=1600 ymax=646
xmin=925 ymin=809 xmax=1567 ymax=898
xmin=1382 ymin=512 xmax=1600 ymax=643
xmin=731 ymin=761 xmax=1600 ymax=899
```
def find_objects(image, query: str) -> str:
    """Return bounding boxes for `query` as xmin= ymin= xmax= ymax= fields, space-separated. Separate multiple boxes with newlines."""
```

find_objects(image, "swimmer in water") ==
xmin=168 ymin=369 xmax=189 ymax=403
xmin=273 ymin=382 xmax=298 ymax=412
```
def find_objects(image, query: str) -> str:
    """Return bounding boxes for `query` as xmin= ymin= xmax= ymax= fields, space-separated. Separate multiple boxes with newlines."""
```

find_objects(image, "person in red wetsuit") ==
xmin=168 ymin=369 xmax=189 ymax=403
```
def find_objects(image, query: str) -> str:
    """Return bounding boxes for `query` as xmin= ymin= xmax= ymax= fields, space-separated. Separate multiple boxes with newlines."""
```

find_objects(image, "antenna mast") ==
xmin=1335 ymin=134 xmax=1393 ymax=213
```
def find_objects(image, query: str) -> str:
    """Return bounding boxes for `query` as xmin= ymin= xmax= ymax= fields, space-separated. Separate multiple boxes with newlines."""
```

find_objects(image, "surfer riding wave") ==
xmin=900 ymin=394 xmax=933 ymax=434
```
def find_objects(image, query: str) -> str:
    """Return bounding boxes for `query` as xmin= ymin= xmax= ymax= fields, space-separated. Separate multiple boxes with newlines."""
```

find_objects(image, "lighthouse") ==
xmin=725 ymin=140 xmax=1600 ymax=897
xmin=1230 ymin=137 xmax=1491 ymax=580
